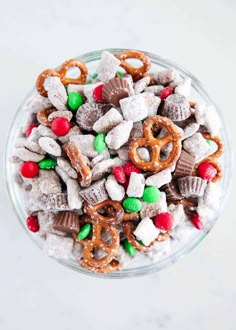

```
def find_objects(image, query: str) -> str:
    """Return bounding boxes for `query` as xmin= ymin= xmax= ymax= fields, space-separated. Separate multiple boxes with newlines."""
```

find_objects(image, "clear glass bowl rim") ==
xmin=4 ymin=48 xmax=233 ymax=279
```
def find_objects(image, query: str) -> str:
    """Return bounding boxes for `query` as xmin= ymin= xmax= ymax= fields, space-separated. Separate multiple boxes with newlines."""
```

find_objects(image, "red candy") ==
xmin=123 ymin=162 xmax=141 ymax=176
xmin=154 ymin=212 xmax=174 ymax=231
xmin=160 ymin=87 xmax=173 ymax=100
xmin=51 ymin=117 xmax=70 ymax=136
xmin=123 ymin=176 xmax=130 ymax=190
xmin=25 ymin=124 xmax=38 ymax=137
xmin=190 ymin=214 xmax=203 ymax=230
xmin=113 ymin=166 xmax=126 ymax=184
xmin=20 ymin=161 xmax=39 ymax=178
xmin=93 ymin=84 xmax=104 ymax=103
xmin=197 ymin=162 xmax=217 ymax=181
xmin=26 ymin=216 xmax=39 ymax=233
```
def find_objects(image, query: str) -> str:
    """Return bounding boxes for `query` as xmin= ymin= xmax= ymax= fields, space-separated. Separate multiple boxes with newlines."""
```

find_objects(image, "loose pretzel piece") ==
xmin=123 ymin=222 xmax=170 ymax=253
xmin=129 ymin=116 xmax=182 ymax=172
xmin=59 ymin=58 xmax=88 ymax=86
xmin=36 ymin=69 xmax=61 ymax=97
xmin=37 ymin=108 xmax=55 ymax=127
xmin=115 ymin=50 xmax=151 ymax=78
xmin=80 ymin=259 xmax=120 ymax=273
xmin=84 ymin=200 xmax=124 ymax=225
xmin=194 ymin=133 xmax=223 ymax=182
xmin=36 ymin=58 xmax=88 ymax=97
xmin=82 ymin=220 xmax=119 ymax=268
xmin=64 ymin=142 xmax=91 ymax=187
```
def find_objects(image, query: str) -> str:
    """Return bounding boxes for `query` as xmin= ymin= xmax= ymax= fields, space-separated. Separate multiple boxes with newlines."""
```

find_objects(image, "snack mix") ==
xmin=11 ymin=50 xmax=224 ymax=273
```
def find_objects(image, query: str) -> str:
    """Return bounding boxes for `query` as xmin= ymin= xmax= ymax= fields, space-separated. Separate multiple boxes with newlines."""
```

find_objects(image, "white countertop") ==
xmin=0 ymin=0 xmax=236 ymax=329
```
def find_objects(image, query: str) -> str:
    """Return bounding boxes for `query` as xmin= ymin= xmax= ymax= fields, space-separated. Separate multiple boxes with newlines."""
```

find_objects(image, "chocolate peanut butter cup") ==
xmin=53 ymin=211 xmax=80 ymax=233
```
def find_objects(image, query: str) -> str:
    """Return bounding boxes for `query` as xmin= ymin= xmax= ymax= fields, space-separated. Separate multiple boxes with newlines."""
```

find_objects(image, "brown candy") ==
xmin=79 ymin=179 xmax=108 ymax=205
xmin=173 ymin=150 xmax=196 ymax=177
xmin=102 ymin=77 xmax=132 ymax=107
xmin=161 ymin=94 xmax=191 ymax=121
xmin=53 ymin=211 xmax=80 ymax=233
xmin=76 ymin=103 xmax=103 ymax=131
xmin=162 ymin=181 xmax=183 ymax=201
xmin=178 ymin=176 xmax=207 ymax=198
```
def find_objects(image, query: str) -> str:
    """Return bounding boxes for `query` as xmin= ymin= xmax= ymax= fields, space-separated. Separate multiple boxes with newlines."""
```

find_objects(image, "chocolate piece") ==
xmin=173 ymin=150 xmax=195 ymax=177
xmin=161 ymin=94 xmax=191 ymax=121
xmin=79 ymin=179 xmax=108 ymax=205
xmin=162 ymin=181 xmax=183 ymax=201
xmin=140 ymin=192 xmax=167 ymax=219
xmin=39 ymin=193 xmax=69 ymax=210
xmin=53 ymin=211 xmax=80 ymax=233
xmin=102 ymin=77 xmax=132 ymax=107
xmin=76 ymin=102 xmax=103 ymax=131
xmin=178 ymin=176 xmax=207 ymax=198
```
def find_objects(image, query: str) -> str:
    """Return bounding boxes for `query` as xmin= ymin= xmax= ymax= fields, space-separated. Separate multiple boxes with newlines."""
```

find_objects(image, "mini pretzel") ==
xmin=36 ymin=58 xmax=88 ymax=97
xmin=123 ymin=222 xmax=170 ymax=253
xmin=129 ymin=115 xmax=182 ymax=172
xmin=82 ymin=220 xmax=120 ymax=268
xmin=36 ymin=69 xmax=61 ymax=97
xmin=80 ymin=259 xmax=120 ymax=273
xmin=84 ymin=200 xmax=124 ymax=225
xmin=59 ymin=59 xmax=88 ymax=86
xmin=37 ymin=108 xmax=55 ymax=127
xmin=115 ymin=50 xmax=151 ymax=78
xmin=64 ymin=142 xmax=91 ymax=187
xmin=194 ymin=133 xmax=223 ymax=182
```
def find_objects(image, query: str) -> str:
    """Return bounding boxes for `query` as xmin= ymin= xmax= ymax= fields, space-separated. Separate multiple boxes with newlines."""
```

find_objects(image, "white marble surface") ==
xmin=1 ymin=0 xmax=236 ymax=329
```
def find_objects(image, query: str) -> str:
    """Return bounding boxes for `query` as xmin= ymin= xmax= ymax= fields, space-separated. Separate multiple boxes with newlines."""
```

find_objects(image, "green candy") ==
xmin=123 ymin=239 xmax=137 ymax=256
xmin=206 ymin=139 xmax=212 ymax=146
xmin=38 ymin=158 xmax=57 ymax=169
xmin=117 ymin=71 xmax=124 ymax=77
xmin=94 ymin=133 xmax=106 ymax=153
xmin=92 ymin=73 xmax=98 ymax=79
xmin=77 ymin=224 xmax=92 ymax=240
xmin=67 ymin=92 xmax=84 ymax=111
xmin=123 ymin=197 xmax=142 ymax=213
xmin=142 ymin=186 xmax=161 ymax=203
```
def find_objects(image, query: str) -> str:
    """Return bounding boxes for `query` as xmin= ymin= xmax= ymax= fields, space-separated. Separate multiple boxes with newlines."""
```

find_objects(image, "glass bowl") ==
xmin=5 ymin=48 xmax=232 ymax=278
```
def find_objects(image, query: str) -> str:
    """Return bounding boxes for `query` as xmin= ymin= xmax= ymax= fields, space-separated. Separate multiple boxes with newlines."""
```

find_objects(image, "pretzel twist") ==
xmin=194 ymin=133 xmax=223 ymax=182
xmin=84 ymin=200 xmax=125 ymax=225
xmin=115 ymin=50 xmax=151 ymax=78
xmin=129 ymin=116 xmax=182 ymax=172
xmin=80 ymin=259 xmax=120 ymax=273
xmin=37 ymin=108 xmax=55 ymax=127
xmin=36 ymin=58 xmax=88 ymax=97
